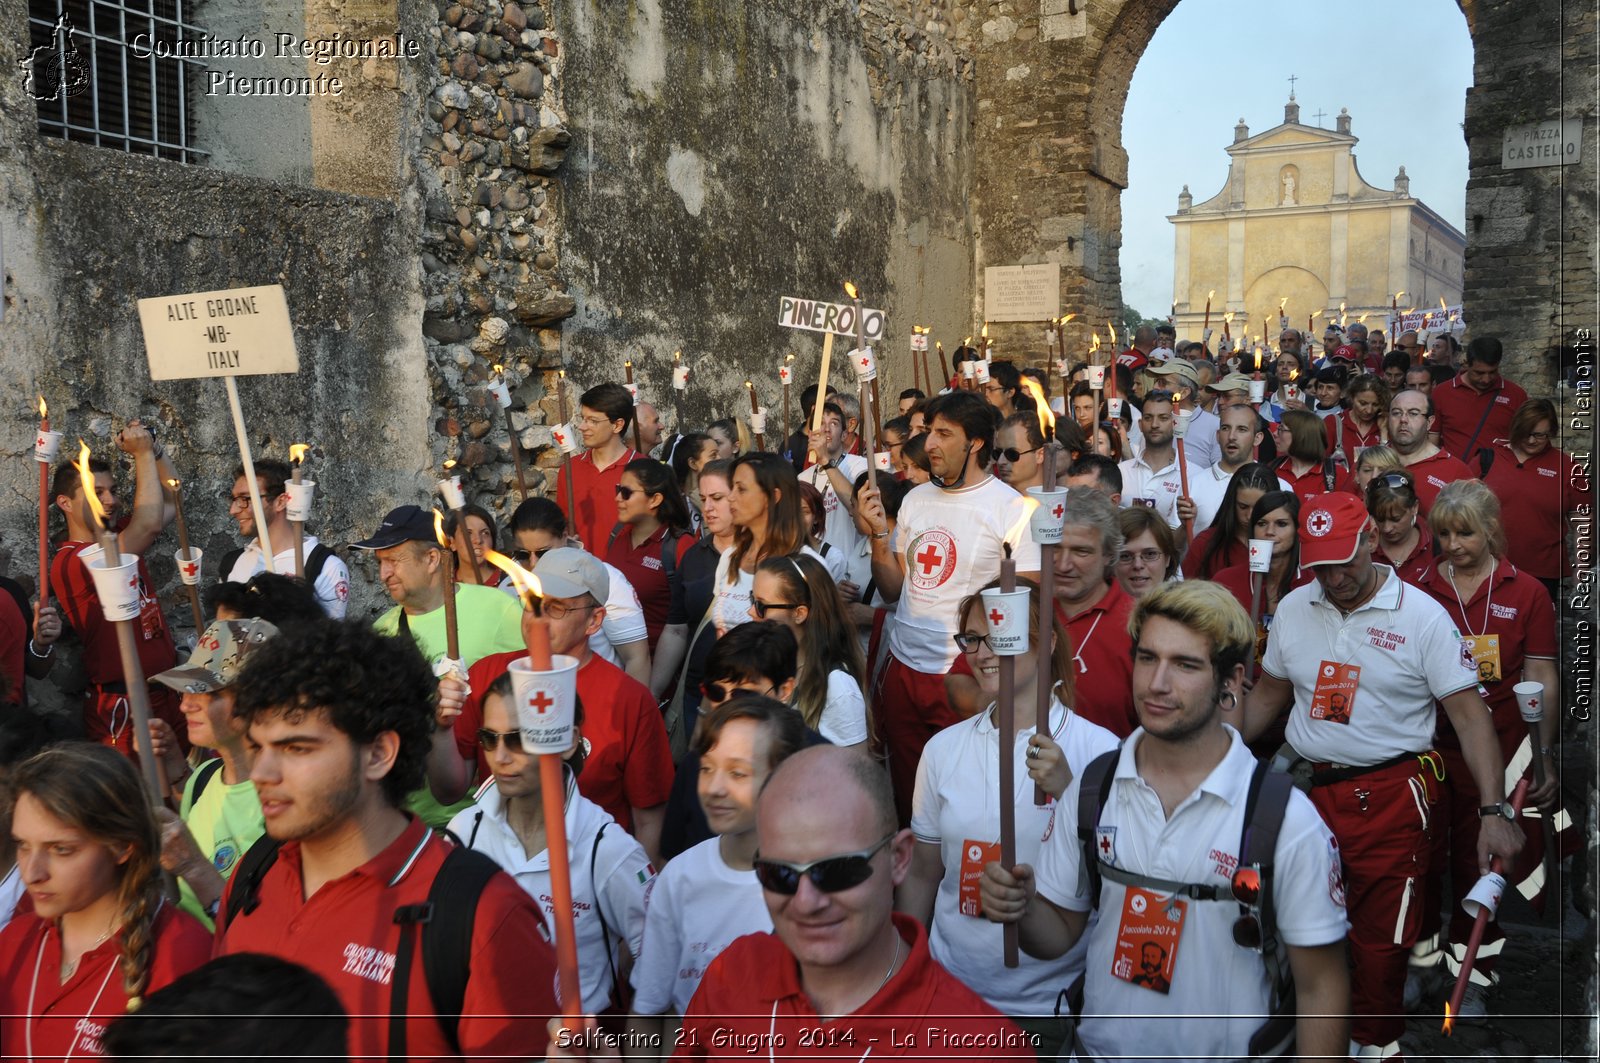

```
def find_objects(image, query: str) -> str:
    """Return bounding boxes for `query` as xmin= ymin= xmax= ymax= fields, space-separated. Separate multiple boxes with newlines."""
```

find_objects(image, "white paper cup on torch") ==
xmin=436 ymin=476 xmax=466 ymax=510
xmin=506 ymin=654 xmax=581 ymax=754
xmin=673 ymin=366 xmax=691 ymax=391
xmin=962 ymin=360 xmax=977 ymax=380
xmin=975 ymin=360 xmax=992 ymax=384
xmin=978 ymin=588 xmax=1031 ymax=656
xmin=1026 ymin=488 xmax=1068 ymax=545
xmin=749 ymin=409 xmax=767 ymax=436
xmin=34 ymin=429 xmax=63 ymax=464
xmin=1175 ymin=409 xmax=1193 ymax=439
xmin=1086 ymin=366 xmax=1106 ymax=391
xmin=624 ymin=382 xmax=639 ymax=403
xmin=551 ymin=422 xmax=583 ymax=455
xmin=777 ymin=365 xmax=792 ymax=387
xmin=1282 ymin=384 xmax=1301 ymax=405
xmin=1248 ymin=538 xmax=1273 ymax=574
xmin=1055 ymin=358 xmax=1070 ymax=378
xmin=174 ymin=547 xmax=203 ymax=587
xmin=1462 ymin=871 xmax=1506 ymax=920
xmin=84 ymin=553 xmax=141 ymax=622
xmin=488 ymin=380 xmax=512 ymax=409
xmin=1513 ymin=681 xmax=1545 ymax=723
xmin=285 ymin=480 xmax=316 ymax=522
xmin=1107 ymin=397 xmax=1124 ymax=419
xmin=852 ymin=347 xmax=878 ymax=383
xmin=1248 ymin=379 xmax=1267 ymax=404
xmin=872 ymin=451 xmax=893 ymax=472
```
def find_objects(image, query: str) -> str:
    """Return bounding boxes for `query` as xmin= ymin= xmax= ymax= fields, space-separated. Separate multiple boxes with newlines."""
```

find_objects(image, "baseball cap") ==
xmin=1146 ymin=360 xmax=1200 ymax=388
xmin=1331 ymin=345 xmax=1363 ymax=364
xmin=353 ymin=505 xmax=438 ymax=551
xmin=153 ymin=618 xmax=280 ymax=694
xmin=534 ymin=547 xmax=610 ymax=603
xmin=1208 ymin=372 xmax=1255 ymax=393
xmin=1298 ymin=493 xmax=1374 ymax=567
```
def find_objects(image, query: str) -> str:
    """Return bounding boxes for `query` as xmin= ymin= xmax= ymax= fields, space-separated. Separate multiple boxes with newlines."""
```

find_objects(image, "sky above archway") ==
xmin=1119 ymin=0 xmax=1473 ymax=320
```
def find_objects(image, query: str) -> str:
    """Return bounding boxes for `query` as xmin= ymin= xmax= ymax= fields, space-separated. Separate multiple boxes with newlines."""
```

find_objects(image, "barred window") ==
xmin=25 ymin=0 xmax=205 ymax=163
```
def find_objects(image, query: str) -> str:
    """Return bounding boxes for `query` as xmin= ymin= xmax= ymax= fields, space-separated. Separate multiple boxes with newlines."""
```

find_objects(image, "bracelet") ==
xmin=870 ymin=530 xmax=890 ymax=541
xmin=27 ymin=639 xmax=54 ymax=658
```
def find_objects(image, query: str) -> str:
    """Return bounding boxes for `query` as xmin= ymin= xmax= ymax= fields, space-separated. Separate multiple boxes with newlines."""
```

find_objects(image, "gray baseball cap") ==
xmin=533 ymin=547 xmax=609 ymax=603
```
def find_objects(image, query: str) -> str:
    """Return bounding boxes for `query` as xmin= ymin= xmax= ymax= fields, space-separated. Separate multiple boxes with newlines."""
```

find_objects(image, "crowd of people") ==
xmin=0 ymin=319 xmax=1584 ymax=1061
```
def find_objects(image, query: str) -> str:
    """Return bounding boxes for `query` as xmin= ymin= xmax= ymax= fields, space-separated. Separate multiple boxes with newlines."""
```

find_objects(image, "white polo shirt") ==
xmin=887 ymin=476 xmax=1042 ymax=674
xmin=1118 ymin=452 xmax=1183 ymax=530
xmin=1263 ymin=564 xmax=1478 ymax=765
xmin=1179 ymin=407 xmax=1221 ymax=470
xmin=1035 ymin=727 xmax=1346 ymax=1063
xmin=1186 ymin=464 xmax=1295 ymax=535
xmin=803 ymin=454 xmax=869 ymax=562
xmin=226 ymin=535 xmax=349 ymax=618
xmin=911 ymin=700 xmax=1118 ymax=1015
xmin=448 ymin=775 xmax=653 ymax=1013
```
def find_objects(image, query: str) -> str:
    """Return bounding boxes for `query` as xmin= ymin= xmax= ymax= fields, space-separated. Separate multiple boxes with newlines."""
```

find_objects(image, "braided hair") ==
xmin=8 ymin=743 xmax=165 ymax=1007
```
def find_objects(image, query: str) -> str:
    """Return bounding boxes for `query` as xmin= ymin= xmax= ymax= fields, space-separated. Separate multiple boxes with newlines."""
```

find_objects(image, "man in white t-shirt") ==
xmin=1118 ymin=391 xmax=1185 ymax=540
xmin=982 ymin=581 xmax=1350 ymax=1062
xmin=1239 ymin=492 xmax=1522 ymax=1059
xmin=1182 ymin=405 xmax=1293 ymax=533
xmin=220 ymin=460 xmax=349 ymax=617
xmin=802 ymin=401 xmax=869 ymax=562
xmin=858 ymin=391 xmax=1040 ymax=824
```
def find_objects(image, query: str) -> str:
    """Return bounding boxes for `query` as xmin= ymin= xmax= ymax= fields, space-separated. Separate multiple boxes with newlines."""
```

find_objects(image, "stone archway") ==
xmin=970 ymin=0 xmax=1594 ymax=387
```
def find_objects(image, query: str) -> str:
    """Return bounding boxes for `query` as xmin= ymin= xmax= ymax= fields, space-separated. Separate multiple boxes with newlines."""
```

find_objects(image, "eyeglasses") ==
xmin=750 ymin=597 xmax=801 ymax=619
xmin=752 ymin=834 xmax=897 ymax=895
xmin=998 ymin=446 xmax=1041 ymax=463
xmin=700 ymin=680 xmax=778 ymax=704
xmin=224 ymin=490 xmax=282 ymax=508
xmin=1230 ymin=864 xmax=1265 ymax=951
xmin=543 ymin=598 xmax=597 ymax=621
xmin=615 ymin=484 xmax=639 ymax=500
xmin=953 ymin=631 xmax=996 ymax=654
xmin=1118 ymin=549 xmax=1166 ymax=567
xmin=477 ymin=728 xmax=525 ymax=754
xmin=1525 ymin=430 xmax=1551 ymax=442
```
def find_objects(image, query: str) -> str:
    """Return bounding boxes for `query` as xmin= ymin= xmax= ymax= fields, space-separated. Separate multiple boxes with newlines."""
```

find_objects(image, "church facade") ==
xmin=1168 ymin=97 xmax=1465 ymax=345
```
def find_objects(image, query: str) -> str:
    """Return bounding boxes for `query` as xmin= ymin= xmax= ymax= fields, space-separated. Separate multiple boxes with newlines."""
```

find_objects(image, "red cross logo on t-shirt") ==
xmin=907 ymin=529 xmax=957 ymax=591
xmin=1099 ymin=835 xmax=1113 ymax=855
xmin=528 ymin=691 xmax=555 ymax=716
xmin=916 ymin=544 xmax=944 ymax=575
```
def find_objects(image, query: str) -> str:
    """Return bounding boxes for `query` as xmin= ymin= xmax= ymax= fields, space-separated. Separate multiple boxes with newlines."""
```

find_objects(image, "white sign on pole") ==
xmin=136 ymin=284 xmax=300 ymax=381
xmin=777 ymin=296 xmax=886 ymax=341
xmin=983 ymin=264 xmax=1061 ymax=323
xmin=1501 ymin=119 xmax=1583 ymax=170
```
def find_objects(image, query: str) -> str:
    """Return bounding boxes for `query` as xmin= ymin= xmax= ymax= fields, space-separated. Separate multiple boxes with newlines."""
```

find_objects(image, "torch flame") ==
xmin=1404 ymin=307 xmax=1416 ymax=316
xmin=786 ymin=352 xmax=795 ymax=362
xmin=745 ymin=380 xmax=753 ymax=390
xmin=38 ymin=395 xmax=47 ymax=419
xmin=1289 ymin=369 xmax=1300 ymax=381
xmin=1254 ymin=350 xmax=1263 ymax=370
xmin=492 ymin=364 xmax=505 ymax=376
xmin=843 ymin=281 xmax=859 ymax=300
xmin=1018 ymin=376 xmax=1054 ymax=436
xmin=1061 ymin=313 xmax=1077 ymax=325
xmin=1225 ymin=311 xmax=1235 ymax=323
xmin=1207 ymin=290 xmax=1216 ymax=302
xmin=964 ymin=336 xmax=972 ymax=346
xmin=1005 ymin=497 xmax=1040 ymax=551
xmin=1090 ymin=334 xmax=1101 ymax=353
xmin=433 ymin=507 xmax=451 ymax=550
xmin=1278 ymin=296 xmax=1288 ymax=310
xmin=74 ymin=440 xmax=108 ymax=529
xmin=1393 ymin=290 xmax=1406 ymax=302
xmin=484 ymin=549 xmax=543 ymax=608
xmin=1358 ymin=312 xmax=1370 ymax=324
xmin=1440 ymin=297 xmax=1449 ymax=313
xmin=289 ymin=443 xmax=310 ymax=465
xmin=1108 ymin=322 xmax=1118 ymax=347
xmin=1442 ymin=1002 xmax=1453 ymax=1036
xmin=981 ymin=323 xmax=989 ymax=340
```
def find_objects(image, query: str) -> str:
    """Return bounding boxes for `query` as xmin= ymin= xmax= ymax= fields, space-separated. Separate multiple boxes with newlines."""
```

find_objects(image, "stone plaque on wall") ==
xmin=984 ymin=264 xmax=1061 ymax=322
xmin=1501 ymin=119 xmax=1583 ymax=169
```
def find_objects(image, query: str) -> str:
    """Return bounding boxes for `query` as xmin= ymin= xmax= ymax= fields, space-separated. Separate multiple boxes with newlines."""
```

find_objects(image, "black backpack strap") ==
xmin=1075 ymin=749 xmax=1121 ymax=910
xmin=304 ymin=542 xmax=333 ymax=586
xmin=190 ymin=758 xmax=225 ymax=806
xmin=418 ymin=846 xmax=501 ymax=1054
xmin=1477 ymin=447 xmax=1496 ymax=478
xmin=607 ymin=524 xmax=624 ymax=552
xmin=660 ymin=532 xmax=680 ymax=583
xmin=218 ymin=547 xmax=243 ymax=583
xmin=218 ymin=834 xmax=283 ymax=931
xmin=1462 ymin=389 xmax=1498 ymax=466
xmin=1322 ymin=458 xmax=1337 ymax=493
xmin=1238 ymin=759 xmax=1299 ymax=1059
xmin=590 ymin=823 xmax=623 ymax=1009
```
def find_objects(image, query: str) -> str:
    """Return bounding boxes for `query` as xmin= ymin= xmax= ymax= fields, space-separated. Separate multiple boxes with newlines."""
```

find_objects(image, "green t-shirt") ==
xmin=377 ymin=584 xmax=526 ymax=829
xmin=177 ymin=758 xmax=265 ymax=930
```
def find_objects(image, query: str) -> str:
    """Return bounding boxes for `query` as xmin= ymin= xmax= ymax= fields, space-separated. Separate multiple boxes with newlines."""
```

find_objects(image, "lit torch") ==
xmin=433 ymin=508 xmax=461 ymax=662
xmin=493 ymin=364 xmax=530 ymax=503
xmin=36 ymin=396 xmax=53 ymax=610
xmin=166 ymin=476 xmax=205 ymax=633
xmin=1018 ymin=377 xmax=1059 ymax=807
xmin=289 ymin=443 xmax=310 ymax=577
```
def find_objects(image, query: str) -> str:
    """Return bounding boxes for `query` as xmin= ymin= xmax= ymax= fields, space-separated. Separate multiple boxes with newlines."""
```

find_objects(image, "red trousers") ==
xmin=1310 ymin=757 xmax=1440 ymax=1050
xmin=873 ymin=652 xmax=960 ymax=826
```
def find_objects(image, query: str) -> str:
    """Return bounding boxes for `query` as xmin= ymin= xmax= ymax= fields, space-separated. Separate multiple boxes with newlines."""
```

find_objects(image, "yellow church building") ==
xmin=1169 ymin=97 xmax=1464 ymax=345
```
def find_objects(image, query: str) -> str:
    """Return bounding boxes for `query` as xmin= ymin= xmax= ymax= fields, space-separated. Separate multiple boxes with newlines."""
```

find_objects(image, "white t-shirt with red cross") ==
xmin=887 ymin=475 xmax=1043 ymax=674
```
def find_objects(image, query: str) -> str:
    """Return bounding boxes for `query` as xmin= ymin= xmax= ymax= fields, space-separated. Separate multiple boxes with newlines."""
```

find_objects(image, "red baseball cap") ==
xmin=1299 ymin=493 xmax=1374 ymax=567
xmin=1332 ymin=344 xmax=1363 ymax=363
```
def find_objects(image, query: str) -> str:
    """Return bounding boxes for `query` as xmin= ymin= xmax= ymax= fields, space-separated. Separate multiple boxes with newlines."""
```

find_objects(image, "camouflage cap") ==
xmin=153 ymin=617 xmax=280 ymax=694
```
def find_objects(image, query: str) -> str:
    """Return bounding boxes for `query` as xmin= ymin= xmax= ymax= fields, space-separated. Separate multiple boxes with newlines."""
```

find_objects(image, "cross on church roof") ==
xmin=1312 ymin=108 xmax=1327 ymax=126
xmin=1287 ymin=73 xmax=1298 ymax=95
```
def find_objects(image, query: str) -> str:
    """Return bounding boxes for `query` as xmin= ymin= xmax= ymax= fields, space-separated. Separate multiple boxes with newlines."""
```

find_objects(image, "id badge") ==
xmin=1309 ymin=660 xmax=1360 ymax=725
xmin=1135 ymin=497 xmax=1157 ymax=509
xmin=1111 ymin=886 xmax=1185 ymax=994
xmin=958 ymin=839 xmax=1000 ymax=917
xmin=1464 ymin=634 xmax=1502 ymax=684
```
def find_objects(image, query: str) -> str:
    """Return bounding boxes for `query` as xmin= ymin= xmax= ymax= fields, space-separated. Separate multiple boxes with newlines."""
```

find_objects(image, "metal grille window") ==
xmin=25 ymin=0 xmax=205 ymax=163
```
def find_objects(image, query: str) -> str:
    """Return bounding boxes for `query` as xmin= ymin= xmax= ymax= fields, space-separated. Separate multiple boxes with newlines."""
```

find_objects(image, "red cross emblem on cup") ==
xmin=1306 ymin=509 xmax=1333 ymax=537
xmin=1527 ymin=697 xmax=1539 ymax=711
xmin=988 ymin=607 xmax=1006 ymax=627
xmin=553 ymin=427 xmax=568 ymax=446
xmin=1051 ymin=502 xmax=1064 ymax=520
xmin=779 ymin=366 xmax=791 ymax=384
xmin=528 ymin=690 xmax=555 ymax=716
xmin=182 ymin=561 xmax=198 ymax=578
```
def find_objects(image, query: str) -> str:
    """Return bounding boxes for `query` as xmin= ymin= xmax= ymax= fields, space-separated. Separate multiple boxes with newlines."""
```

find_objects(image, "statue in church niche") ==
xmin=1280 ymin=168 xmax=1297 ymax=206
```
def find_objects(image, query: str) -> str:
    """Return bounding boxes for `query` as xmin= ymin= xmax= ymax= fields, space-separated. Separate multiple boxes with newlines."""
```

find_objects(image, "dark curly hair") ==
xmin=232 ymin=619 xmax=436 ymax=808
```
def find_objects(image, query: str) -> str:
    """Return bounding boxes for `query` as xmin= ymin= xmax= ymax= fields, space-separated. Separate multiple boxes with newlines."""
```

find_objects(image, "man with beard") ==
xmin=1183 ymin=405 xmax=1292 ymax=532
xmin=857 ymin=391 xmax=1040 ymax=823
xmin=982 ymin=581 xmax=1349 ymax=1062
xmin=215 ymin=619 xmax=558 ymax=1061
xmin=1117 ymin=390 xmax=1184 ymax=540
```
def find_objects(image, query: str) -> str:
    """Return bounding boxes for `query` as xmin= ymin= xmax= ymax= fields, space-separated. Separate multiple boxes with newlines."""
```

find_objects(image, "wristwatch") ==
xmin=1477 ymin=801 xmax=1516 ymax=821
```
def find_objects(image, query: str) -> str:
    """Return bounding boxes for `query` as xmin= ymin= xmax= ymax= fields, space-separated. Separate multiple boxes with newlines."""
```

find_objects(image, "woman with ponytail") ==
xmin=0 ymin=743 xmax=210 ymax=1059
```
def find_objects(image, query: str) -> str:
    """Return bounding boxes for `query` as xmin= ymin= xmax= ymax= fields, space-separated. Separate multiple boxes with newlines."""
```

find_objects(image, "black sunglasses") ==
xmin=1231 ymin=864 xmax=1266 ymax=951
xmin=700 ymin=680 xmax=777 ymax=704
xmin=752 ymin=834 xmax=897 ymax=895
xmin=477 ymin=728 xmax=525 ymax=754
xmin=750 ymin=597 xmax=801 ymax=619
xmin=998 ymin=446 xmax=1040 ymax=463
xmin=615 ymin=484 xmax=639 ymax=499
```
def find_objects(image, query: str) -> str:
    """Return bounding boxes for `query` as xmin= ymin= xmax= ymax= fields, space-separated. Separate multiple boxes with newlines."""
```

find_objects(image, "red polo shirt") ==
xmin=0 ymin=591 xmax=24 ymax=708
xmin=1483 ymin=444 xmax=1588 ymax=579
xmin=1054 ymin=581 xmax=1136 ymax=737
xmin=1116 ymin=347 xmax=1148 ymax=372
xmin=1375 ymin=520 xmax=1436 ymax=586
xmin=1276 ymin=460 xmax=1357 ymax=508
xmin=0 ymin=903 xmax=211 ymax=1060
xmin=1323 ymin=411 xmax=1384 ymax=467
xmin=457 ymin=651 xmax=673 ymax=831
xmin=51 ymin=539 xmax=176 ymax=687
xmin=553 ymin=447 xmax=637 ymax=554
xmin=678 ymin=913 xmax=1032 ymax=1060
xmin=215 ymin=816 xmax=556 ymax=1062
xmin=1182 ymin=526 xmax=1245 ymax=581
xmin=1403 ymin=449 xmax=1475 ymax=516
xmin=1417 ymin=559 xmax=1556 ymax=726
xmin=1432 ymin=374 xmax=1528 ymax=461
xmin=605 ymin=524 xmax=695 ymax=642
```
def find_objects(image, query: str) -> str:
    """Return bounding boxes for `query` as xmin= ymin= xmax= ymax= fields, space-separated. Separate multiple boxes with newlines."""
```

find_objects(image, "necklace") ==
xmin=819 ymin=934 xmax=902 ymax=1022
xmin=1446 ymin=558 xmax=1495 ymax=636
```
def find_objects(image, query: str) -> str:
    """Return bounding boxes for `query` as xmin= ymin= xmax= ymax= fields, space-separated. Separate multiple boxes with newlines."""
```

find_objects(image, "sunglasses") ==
xmin=998 ymin=446 xmax=1041 ymax=463
xmin=1374 ymin=472 xmax=1415 ymax=493
xmin=477 ymin=728 xmax=525 ymax=754
xmin=1231 ymin=864 xmax=1266 ymax=951
xmin=750 ymin=597 xmax=801 ymax=619
xmin=615 ymin=484 xmax=639 ymax=500
xmin=753 ymin=834 xmax=897 ymax=895
xmin=700 ymin=680 xmax=777 ymax=704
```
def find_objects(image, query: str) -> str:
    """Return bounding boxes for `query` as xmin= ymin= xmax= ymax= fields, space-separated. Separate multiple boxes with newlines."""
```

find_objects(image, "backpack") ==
xmin=1477 ymin=447 xmax=1496 ymax=478
xmin=605 ymin=525 xmax=684 ymax=583
xmin=219 ymin=835 xmax=501 ymax=1063
xmin=219 ymin=542 xmax=336 ymax=588
xmin=1066 ymin=749 xmax=1298 ymax=1060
